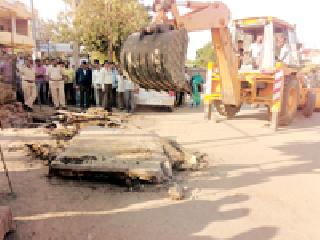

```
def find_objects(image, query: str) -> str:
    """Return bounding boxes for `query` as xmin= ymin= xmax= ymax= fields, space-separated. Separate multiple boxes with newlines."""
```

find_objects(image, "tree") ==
xmin=194 ymin=42 xmax=216 ymax=68
xmin=37 ymin=12 xmax=73 ymax=43
xmin=72 ymin=0 xmax=149 ymax=61
xmin=37 ymin=19 xmax=57 ymax=43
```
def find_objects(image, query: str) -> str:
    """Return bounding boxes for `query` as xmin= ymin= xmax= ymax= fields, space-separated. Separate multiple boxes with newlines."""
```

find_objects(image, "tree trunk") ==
xmin=108 ymin=41 xmax=113 ymax=62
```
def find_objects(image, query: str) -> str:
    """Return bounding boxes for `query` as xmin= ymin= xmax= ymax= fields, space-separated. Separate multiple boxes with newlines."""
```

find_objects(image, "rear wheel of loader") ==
xmin=213 ymin=100 xmax=241 ymax=119
xmin=279 ymin=76 xmax=299 ymax=126
xmin=303 ymin=91 xmax=316 ymax=118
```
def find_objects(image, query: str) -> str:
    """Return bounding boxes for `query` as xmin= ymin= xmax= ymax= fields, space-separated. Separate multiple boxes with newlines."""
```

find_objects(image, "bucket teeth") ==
xmin=121 ymin=26 xmax=188 ymax=91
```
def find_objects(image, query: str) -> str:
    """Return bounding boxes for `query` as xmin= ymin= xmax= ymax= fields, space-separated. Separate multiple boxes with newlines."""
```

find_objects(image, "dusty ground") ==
xmin=1 ymin=106 xmax=320 ymax=240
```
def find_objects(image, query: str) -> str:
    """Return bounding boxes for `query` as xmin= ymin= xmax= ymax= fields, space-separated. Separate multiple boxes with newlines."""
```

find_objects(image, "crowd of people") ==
xmin=16 ymin=58 xmax=137 ymax=113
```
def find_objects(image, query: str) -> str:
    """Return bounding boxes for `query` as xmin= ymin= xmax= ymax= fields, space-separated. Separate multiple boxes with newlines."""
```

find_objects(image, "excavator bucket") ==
xmin=121 ymin=26 xmax=188 ymax=91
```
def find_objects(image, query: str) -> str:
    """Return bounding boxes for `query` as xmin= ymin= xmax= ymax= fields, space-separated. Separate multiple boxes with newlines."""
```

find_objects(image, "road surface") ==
xmin=1 ymin=106 xmax=320 ymax=240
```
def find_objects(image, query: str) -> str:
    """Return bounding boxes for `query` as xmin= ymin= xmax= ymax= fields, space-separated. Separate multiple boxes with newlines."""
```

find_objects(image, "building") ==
xmin=301 ymin=49 xmax=320 ymax=65
xmin=0 ymin=0 xmax=34 ymax=52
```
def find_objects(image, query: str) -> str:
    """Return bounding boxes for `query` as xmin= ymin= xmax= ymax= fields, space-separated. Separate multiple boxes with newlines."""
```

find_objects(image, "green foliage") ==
xmin=47 ymin=0 xmax=148 ymax=61
xmin=194 ymin=42 xmax=216 ymax=68
xmin=72 ymin=0 xmax=148 ymax=60
xmin=38 ymin=12 xmax=74 ymax=43
xmin=185 ymin=59 xmax=196 ymax=68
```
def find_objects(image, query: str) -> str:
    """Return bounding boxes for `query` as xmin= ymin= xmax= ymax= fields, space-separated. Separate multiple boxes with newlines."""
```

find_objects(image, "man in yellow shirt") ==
xmin=20 ymin=59 xmax=36 ymax=111
xmin=63 ymin=63 xmax=75 ymax=105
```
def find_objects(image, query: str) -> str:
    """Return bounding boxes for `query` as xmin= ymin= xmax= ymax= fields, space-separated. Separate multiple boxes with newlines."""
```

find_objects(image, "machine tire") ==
xmin=279 ymin=76 xmax=299 ymax=126
xmin=213 ymin=100 xmax=241 ymax=119
xmin=303 ymin=91 xmax=316 ymax=118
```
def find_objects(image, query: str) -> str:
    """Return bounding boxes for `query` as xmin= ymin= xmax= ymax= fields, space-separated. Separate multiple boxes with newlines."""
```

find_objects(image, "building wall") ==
xmin=0 ymin=0 xmax=33 ymax=49
xmin=16 ymin=18 xmax=28 ymax=36
xmin=0 ymin=18 xmax=29 ymax=35
xmin=0 ymin=18 xmax=11 ymax=32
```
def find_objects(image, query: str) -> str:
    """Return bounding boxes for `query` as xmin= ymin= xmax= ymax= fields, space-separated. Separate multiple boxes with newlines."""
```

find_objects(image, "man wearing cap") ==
xmin=20 ymin=59 xmax=37 ymax=111
xmin=47 ymin=60 xmax=66 ymax=110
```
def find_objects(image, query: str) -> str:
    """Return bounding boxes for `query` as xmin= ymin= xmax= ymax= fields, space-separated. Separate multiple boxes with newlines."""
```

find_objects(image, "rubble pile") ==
xmin=21 ymin=107 xmax=208 ymax=186
xmin=26 ymin=108 xmax=127 ymax=162
xmin=56 ymin=108 xmax=125 ymax=128
xmin=0 ymin=102 xmax=30 ymax=128
xmin=0 ymin=82 xmax=15 ymax=105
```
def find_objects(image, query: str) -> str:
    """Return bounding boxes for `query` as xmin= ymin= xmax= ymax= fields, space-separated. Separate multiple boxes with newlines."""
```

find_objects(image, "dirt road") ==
xmin=1 ymin=106 xmax=320 ymax=240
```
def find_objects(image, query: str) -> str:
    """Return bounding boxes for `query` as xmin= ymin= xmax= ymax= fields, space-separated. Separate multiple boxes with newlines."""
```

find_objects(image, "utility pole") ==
xmin=30 ymin=0 xmax=37 ymax=59
xmin=10 ymin=12 xmax=16 ymax=55
xmin=71 ymin=0 xmax=80 ymax=68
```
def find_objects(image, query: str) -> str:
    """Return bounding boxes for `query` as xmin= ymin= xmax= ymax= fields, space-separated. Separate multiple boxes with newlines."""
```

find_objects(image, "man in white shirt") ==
xmin=249 ymin=35 xmax=263 ymax=69
xmin=47 ymin=60 xmax=66 ymax=110
xmin=123 ymin=71 xmax=136 ymax=113
xmin=92 ymin=60 xmax=103 ymax=107
xmin=117 ymin=70 xmax=125 ymax=110
xmin=20 ymin=59 xmax=36 ymax=111
xmin=101 ymin=61 xmax=113 ymax=112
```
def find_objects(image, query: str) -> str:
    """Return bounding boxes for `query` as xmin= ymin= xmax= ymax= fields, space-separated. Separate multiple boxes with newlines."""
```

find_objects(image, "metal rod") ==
xmin=0 ymin=145 xmax=14 ymax=194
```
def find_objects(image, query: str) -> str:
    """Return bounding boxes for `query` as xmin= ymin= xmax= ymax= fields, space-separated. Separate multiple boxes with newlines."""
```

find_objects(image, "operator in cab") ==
xmin=249 ymin=35 xmax=263 ymax=69
xmin=276 ymin=34 xmax=291 ymax=65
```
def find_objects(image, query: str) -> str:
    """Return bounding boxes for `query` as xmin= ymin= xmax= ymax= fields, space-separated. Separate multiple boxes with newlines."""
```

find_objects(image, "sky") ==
xmin=18 ymin=0 xmax=320 ymax=59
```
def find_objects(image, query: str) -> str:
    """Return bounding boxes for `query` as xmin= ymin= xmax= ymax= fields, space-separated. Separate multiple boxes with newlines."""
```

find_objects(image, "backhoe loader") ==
xmin=121 ymin=0 xmax=317 ymax=126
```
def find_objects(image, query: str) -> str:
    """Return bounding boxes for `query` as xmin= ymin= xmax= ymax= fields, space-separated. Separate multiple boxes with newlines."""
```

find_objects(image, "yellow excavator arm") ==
xmin=151 ymin=0 xmax=240 ymax=106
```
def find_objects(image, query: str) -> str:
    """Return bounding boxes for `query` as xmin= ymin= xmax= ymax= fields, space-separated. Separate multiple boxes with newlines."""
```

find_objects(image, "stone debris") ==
xmin=56 ymin=108 xmax=126 ymax=129
xmin=14 ymin=107 xmax=208 ymax=186
xmin=26 ymin=143 xmax=63 ymax=164
xmin=162 ymin=138 xmax=209 ymax=170
xmin=0 ymin=82 xmax=15 ymax=105
xmin=0 ymin=102 xmax=30 ymax=128
xmin=25 ymin=109 xmax=128 ymax=163
xmin=168 ymin=183 xmax=185 ymax=200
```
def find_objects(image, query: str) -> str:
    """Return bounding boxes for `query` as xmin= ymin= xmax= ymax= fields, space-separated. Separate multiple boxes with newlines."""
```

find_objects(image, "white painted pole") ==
xmin=30 ymin=0 xmax=37 ymax=59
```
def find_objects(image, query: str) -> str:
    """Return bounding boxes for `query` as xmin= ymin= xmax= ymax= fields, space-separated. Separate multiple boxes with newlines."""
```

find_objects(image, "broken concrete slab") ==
xmin=49 ymin=126 xmax=208 ymax=184
xmin=162 ymin=138 xmax=209 ymax=170
xmin=50 ymin=127 xmax=169 ymax=183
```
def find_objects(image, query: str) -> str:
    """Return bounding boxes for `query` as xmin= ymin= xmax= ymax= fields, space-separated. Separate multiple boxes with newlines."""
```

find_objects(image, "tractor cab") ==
xmin=232 ymin=17 xmax=301 ymax=72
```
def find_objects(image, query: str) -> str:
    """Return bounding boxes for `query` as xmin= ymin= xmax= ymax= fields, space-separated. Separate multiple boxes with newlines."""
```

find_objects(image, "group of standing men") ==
xmin=79 ymin=60 xmax=136 ymax=113
xmin=18 ymin=59 xmax=67 ymax=111
xmin=17 ymin=58 xmax=136 ymax=113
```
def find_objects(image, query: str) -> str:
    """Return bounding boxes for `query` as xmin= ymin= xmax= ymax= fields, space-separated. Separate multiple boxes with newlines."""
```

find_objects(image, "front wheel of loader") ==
xmin=213 ymin=100 xmax=241 ymax=119
xmin=303 ymin=91 xmax=316 ymax=118
xmin=279 ymin=76 xmax=299 ymax=126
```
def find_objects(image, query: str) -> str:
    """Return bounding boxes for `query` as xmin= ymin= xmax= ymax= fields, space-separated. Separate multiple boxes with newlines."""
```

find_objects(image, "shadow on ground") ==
xmin=187 ymin=141 xmax=320 ymax=191
xmin=8 ymin=193 xmax=278 ymax=240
